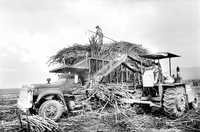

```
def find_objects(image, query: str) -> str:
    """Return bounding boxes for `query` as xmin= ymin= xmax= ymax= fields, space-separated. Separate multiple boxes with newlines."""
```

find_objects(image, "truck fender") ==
xmin=35 ymin=90 xmax=67 ymax=108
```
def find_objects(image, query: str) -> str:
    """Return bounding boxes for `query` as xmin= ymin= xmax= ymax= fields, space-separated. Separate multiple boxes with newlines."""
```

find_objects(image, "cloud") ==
xmin=0 ymin=67 xmax=16 ymax=72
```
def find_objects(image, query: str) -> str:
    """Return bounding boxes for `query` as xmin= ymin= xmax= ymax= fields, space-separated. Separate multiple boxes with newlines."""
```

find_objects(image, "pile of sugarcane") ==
xmin=85 ymin=83 xmax=136 ymax=113
xmin=0 ymin=115 xmax=62 ymax=132
xmin=48 ymin=41 xmax=150 ymax=66
xmin=0 ymin=120 xmax=22 ymax=132
xmin=20 ymin=115 xmax=62 ymax=132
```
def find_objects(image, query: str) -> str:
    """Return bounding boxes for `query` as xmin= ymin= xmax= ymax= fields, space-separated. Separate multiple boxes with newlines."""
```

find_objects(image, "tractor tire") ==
xmin=39 ymin=100 xmax=64 ymax=121
xmin=163 ymin=86 xmax=187 ymax=118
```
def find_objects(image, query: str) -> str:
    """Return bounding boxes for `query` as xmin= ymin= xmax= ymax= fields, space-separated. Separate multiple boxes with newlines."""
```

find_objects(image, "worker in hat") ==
xmin=95 ymin=25 xmax=103 ymax=45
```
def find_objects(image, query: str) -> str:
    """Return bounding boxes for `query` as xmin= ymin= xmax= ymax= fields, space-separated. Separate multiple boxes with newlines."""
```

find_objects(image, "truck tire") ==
xmin=163 ymin=86 xmax=187 ymax=118
xmin=39 ymin=100 xmax=64 ymax=121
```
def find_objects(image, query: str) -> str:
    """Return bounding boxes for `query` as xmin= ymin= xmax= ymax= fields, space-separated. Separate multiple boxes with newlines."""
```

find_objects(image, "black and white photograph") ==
xmin=0 ymin=0 xmax=200 ymax=131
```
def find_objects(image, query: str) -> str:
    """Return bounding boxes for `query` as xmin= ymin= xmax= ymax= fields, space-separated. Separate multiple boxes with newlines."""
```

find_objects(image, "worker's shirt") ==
xmin=96 ymin=29 xmax=103 ymax=38
xmin=143 ymin=69 xmax=154 ymax=87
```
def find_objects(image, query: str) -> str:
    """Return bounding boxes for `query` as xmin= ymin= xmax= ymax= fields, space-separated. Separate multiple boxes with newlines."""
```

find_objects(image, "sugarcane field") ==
xmin=1 ymin=1 xmax=200 ymax=132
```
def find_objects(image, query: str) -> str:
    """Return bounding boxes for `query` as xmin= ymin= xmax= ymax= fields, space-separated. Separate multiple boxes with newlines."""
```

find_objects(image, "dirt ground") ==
xmin=0 ymin=90 xmax=198 ymax=132
xmin=0 ymin=96 xmax=181 ymax=132
xmin=0 ymin=108 xmax=182 ymax=132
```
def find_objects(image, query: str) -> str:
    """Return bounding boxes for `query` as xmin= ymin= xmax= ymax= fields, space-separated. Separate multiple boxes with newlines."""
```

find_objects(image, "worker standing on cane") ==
xmin=95 ymin=25 xmax=103 ymax=45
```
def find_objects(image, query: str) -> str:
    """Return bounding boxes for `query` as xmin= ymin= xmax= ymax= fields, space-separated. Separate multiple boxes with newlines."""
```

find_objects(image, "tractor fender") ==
xmin=35 ymin=90 xmax=67 ymax=108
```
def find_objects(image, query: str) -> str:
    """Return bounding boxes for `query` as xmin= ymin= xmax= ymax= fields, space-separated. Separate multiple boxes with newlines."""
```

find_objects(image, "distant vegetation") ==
xmin=184 ymin=79 xmax=200 ymax=86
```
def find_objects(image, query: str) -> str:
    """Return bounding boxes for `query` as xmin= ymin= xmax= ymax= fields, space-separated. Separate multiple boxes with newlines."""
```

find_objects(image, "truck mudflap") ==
xmin=17 ymin=85 xmax=34 ymax=112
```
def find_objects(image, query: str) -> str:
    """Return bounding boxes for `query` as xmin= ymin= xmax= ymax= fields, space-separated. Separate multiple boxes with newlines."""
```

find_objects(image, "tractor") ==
xmin=121 ymin=52 xmax=196 ymax=118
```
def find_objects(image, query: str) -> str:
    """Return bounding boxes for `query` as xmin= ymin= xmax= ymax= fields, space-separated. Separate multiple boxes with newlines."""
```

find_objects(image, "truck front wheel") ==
xmin=39 ymin=100 xmax=64 ymax=121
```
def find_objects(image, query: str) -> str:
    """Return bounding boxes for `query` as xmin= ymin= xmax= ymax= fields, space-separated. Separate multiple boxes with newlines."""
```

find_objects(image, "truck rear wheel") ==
xmin=39 ymin=100 xmax=64 ymax=121
xmin=163 ymin=86 xmax=187 ymax=118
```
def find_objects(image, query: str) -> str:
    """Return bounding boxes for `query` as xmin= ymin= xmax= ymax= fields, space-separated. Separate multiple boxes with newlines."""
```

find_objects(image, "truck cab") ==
xmin=18 ymin=63 xmax=89 ymax=121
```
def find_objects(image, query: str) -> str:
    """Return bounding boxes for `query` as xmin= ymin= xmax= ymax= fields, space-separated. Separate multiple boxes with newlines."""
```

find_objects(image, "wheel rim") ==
xmin=175 ymin=95 xmax=186 ymax=116
xmin=44 ymin=105 xmax=58 ymax=119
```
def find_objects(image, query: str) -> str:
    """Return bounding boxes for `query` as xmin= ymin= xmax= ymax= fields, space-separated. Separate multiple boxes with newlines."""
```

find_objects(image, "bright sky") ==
xmin=0 ymin=0 xmax=200 ymax=88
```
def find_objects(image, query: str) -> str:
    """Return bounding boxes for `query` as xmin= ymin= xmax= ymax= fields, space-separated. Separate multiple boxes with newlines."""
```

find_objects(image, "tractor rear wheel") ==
xmin=163 ymin=86 xmax=187 ymax=118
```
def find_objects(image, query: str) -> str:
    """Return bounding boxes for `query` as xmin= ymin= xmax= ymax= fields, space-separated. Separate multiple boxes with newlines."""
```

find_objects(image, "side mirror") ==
xmin=46 ymin=78 xmax=51 ymax=84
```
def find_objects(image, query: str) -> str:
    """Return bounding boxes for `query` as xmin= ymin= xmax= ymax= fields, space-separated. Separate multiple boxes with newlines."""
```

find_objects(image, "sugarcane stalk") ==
xmin=16 ymin=109 xmax=23 ymax=131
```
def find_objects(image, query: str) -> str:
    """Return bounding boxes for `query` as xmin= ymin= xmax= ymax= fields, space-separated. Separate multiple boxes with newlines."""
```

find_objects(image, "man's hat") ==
xmin=96 ymin=25 xmax=100 ymax=28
